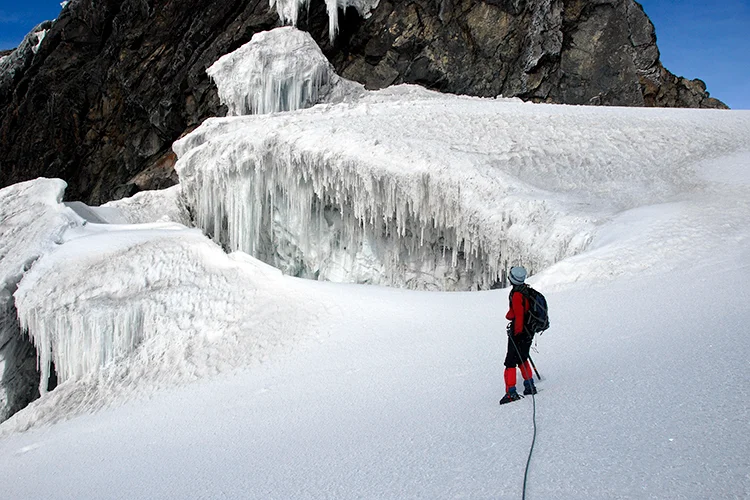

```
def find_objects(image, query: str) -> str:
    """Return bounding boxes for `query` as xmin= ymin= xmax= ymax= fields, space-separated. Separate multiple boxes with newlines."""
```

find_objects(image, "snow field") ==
xmin=0 ymin=261 xmax=748 ymax=498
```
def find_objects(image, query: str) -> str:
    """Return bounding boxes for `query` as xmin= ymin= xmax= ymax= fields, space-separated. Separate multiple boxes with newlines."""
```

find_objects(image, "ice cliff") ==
xmin=0 ymin=179 xmax=81 ymax=421
xmin=175 ymin=27 xmax=748 ymax=291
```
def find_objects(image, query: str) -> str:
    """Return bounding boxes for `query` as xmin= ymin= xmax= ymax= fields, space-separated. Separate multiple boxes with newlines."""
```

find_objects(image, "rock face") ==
xmin=0 ymin=0 xmax=727 ymax=204
xmin=330 ymin=0 xmax=727 ymax=108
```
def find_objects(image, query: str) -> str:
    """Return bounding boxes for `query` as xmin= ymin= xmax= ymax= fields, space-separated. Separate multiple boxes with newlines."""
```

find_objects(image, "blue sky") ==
xmin=0 ymin=0 xmax=748 ymax=108
xmin=638 ymin=0 xmax=749 ymax=109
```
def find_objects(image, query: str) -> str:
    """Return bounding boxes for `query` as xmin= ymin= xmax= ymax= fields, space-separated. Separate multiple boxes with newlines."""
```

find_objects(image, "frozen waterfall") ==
xmin=269 ymin=0 xmax=381 ymax=43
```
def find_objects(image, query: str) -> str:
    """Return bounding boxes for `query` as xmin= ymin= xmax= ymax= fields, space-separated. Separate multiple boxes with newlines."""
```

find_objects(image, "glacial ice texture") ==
xmin=207 ymin=27 xmax=363 ymax=116
xmin=0 ymin=180 xmax=327 ymax=429
xmin=174 ymin=82 xmax=750 ymax=291
xmin=13 ymin=219 xmax=329 ymax=410
xmin=0 ymin=179 xmax=82 ymax=417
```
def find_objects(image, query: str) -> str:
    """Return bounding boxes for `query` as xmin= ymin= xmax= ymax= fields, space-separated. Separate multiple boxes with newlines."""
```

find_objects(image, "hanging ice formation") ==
xmin=269 ymin=0 xmax=381 ymax=43
xmin=178 ymin=28 xmax=598 ymax=290
xmin=2 ymin=179 xmax=326 ymax=413
xmin=0 ymin=179 xmax=82 ymax=417
xmin=179 ymin=25 xmax=747 ymax=290
xmin=207 ymin=27 xmax=362 ymax=116
xmin=175 ymin=122 xmax=518 ymax=290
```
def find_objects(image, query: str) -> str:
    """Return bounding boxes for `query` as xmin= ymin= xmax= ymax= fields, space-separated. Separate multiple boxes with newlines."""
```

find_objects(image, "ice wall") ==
xmin=178 ymin=40 xmax=750 ymax=291
xmin=0 ymin=179 xmax=82 ymax=420
xmin=207 ymin=27 xmax=363 ymax=116
xmin=0 ymin=179 xmax=329 ymax=431
xmin=270 ymin=0 xmax=380 ymax=43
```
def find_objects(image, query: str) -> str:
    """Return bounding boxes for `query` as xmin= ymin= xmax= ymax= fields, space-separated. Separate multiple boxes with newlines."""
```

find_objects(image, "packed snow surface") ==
xmin=1 ymin=229 xmax=749 ymax=498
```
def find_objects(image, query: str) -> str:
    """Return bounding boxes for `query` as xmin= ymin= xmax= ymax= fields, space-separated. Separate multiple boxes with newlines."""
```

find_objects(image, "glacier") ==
xmin=0 ymin=21 xmax=749 ymax=498
xmin=177 ymin=28 xmax=750 ymax=291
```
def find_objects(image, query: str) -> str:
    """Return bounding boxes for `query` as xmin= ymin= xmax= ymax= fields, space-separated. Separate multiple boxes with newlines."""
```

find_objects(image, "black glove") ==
xmin=506 ymin=323 xmax=513 ymax=337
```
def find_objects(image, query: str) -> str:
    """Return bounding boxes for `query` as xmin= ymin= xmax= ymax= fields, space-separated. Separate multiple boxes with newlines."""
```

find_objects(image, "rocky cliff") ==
xmin=0 ymin=0 xmax=727 ymax=205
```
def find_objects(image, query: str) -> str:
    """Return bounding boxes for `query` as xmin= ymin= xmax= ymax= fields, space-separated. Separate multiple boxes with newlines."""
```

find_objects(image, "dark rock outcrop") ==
xmin=330 ymin=0 xmax=727 ymax=108
xmin=0 ymin=0 xmax=727 ymax=204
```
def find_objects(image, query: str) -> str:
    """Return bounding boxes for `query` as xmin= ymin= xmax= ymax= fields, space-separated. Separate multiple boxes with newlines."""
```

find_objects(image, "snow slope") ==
xmin=0 ymin=250 xmax=748 ymax=498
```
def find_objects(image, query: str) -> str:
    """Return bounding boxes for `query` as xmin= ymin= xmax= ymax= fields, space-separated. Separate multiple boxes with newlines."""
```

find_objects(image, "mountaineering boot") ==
xmin=499 ymin=389 xmax=522 ymax=405
xmin=523 ymin=379 xmax=537 ymax=395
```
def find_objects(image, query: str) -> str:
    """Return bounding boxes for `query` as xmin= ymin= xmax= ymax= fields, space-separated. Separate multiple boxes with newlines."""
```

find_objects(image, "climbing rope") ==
xmin=509 ymin=332 xmax=539 ymax=500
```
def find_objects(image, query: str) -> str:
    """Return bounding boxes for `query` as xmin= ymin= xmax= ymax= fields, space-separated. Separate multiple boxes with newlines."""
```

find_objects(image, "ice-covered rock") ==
xmin=0 ymin=22 xmax=53 ymax=89
xmin=207 ymin=27 xmax=364 ymax=116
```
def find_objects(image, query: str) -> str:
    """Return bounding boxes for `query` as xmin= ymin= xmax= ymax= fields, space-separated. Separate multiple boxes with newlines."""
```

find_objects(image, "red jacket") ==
xmin=506 ymin=288 xmax=529 ymax=335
